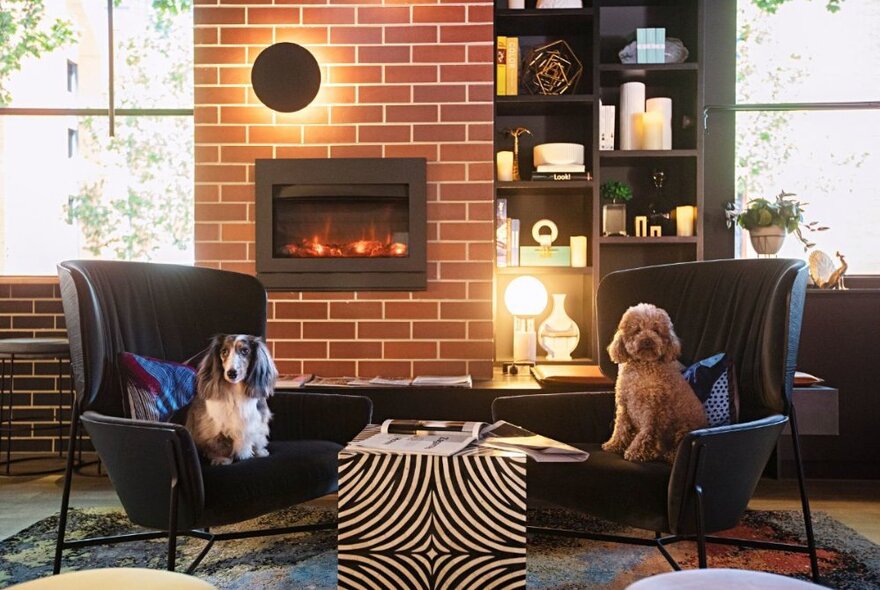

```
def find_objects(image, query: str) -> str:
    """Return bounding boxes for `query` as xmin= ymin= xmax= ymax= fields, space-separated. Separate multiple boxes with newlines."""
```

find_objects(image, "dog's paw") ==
xmin=210 ymin=456 xmax=232 ymax=466
xmin=235 ymin=449 xmax=255 ymax=462
xmin=602 ymin=440 xmax=624 ymax=454
xmin=255 ymin=448 xmax=269 ymax=458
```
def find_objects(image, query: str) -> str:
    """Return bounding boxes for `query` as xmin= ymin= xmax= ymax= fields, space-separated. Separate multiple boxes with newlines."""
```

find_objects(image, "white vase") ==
xmin=748 ymin=226 xmax=786 ymax=255
xmin=538 ymin=293 xmax=580 ymax=361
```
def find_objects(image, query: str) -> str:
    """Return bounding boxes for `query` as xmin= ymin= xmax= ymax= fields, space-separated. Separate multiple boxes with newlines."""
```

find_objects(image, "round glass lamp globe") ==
xmin=504 ymin=276 xmax=548 ymax=317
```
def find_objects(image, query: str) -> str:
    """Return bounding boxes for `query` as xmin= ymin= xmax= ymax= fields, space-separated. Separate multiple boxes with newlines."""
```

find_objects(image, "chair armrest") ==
xmin=668 ymin=414 xmax=787 ymax=535
xmin=269 ymin=392 xmax=373 ymax=445
xmin=80 ymin=411 xmax=205 ymax=531
xmin=491 ymin=392 xmax=615 ymax=444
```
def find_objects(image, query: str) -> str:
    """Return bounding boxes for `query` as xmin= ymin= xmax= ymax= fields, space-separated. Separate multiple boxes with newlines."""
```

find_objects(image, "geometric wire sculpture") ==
xmin=522 ymin=40 xmax=583 ymax=96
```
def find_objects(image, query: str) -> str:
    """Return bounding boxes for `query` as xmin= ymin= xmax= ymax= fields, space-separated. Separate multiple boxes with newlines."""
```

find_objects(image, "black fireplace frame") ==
xmin=255 ymin=158 xmax=427 ymax=291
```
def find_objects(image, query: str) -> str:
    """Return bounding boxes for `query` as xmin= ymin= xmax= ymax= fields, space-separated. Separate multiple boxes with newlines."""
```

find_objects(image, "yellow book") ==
xmin=506 ymin=36 xmax=519 ymax=96
xmin=496 ymin=36 xmax=507 ymax=96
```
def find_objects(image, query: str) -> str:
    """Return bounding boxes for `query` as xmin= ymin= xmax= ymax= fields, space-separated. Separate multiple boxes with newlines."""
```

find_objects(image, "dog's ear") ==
xmin=608 ymin=330 xmax=631 ymax=364
xmin=245 ymin=337 xmax=278 ymax=399
xmin=660 ymin=327 xmax=683 ymax=363
xmin=197 ymin=334 xmax=226 ymax=399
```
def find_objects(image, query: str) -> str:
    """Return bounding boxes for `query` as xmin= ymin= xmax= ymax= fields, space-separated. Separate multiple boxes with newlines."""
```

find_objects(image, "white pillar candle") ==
xmin=642 ymin=111 xmax=664 ymax=150
xmin=496 ymin=151 xmax=514 ymax=181
xmin=676 ymin=205 xmax=696 ymax=237
xmin=570 ymin=236 xmax=587 ymax=267
xmin=508 ymin=0 xmax=525 ymax=8
xmin=619 ymin=82 xmax=645 ymax=150
xmin=645 ymin=97 xmax=673 ymax=149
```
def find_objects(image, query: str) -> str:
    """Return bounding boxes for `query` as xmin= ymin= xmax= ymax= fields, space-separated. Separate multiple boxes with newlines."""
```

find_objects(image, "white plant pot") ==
xmin=748 ymin=226 xmax=786 ymax=255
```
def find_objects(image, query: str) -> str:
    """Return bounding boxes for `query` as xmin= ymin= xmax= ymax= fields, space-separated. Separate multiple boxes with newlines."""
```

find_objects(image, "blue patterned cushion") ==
xmin=119 ymin=352 xmax=197 ymax=422
xmin=682 ymin=353 xmax=739 ymax=427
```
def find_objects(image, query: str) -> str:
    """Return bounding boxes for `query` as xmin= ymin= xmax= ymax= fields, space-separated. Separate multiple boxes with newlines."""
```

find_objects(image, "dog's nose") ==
xmin=226 ymin=369 xmax=238 ymax=379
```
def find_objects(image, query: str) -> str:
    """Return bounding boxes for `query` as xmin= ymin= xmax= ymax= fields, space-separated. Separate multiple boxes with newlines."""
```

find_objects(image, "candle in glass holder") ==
xmin=642 ymin=111 xmax=664 ymax=150
xmin=496 ymin=151 xmax=514 ymax=181
xmin=675 ymin=205 xmax=696 ymax=237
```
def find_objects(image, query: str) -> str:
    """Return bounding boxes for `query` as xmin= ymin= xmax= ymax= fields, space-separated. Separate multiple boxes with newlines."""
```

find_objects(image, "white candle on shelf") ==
xmin=496 ymin=151 xmax=514 ymax=181
xmin=642 ymin=111 xmax=664 ymax=150
xmin=676 ymin=205 xmax=696 ymax=237
xmin=645 ymin=97 xmax=673 ymax=149
xmin=570 ymin=236 xmax=587 ymax=267
xmin=619 ymin=82 xmax=645 ymax=150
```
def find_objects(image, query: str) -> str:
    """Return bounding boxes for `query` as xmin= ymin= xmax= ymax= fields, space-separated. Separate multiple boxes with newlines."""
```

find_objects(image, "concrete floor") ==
xmin=1 ymin=460 xmax=879 ymax=544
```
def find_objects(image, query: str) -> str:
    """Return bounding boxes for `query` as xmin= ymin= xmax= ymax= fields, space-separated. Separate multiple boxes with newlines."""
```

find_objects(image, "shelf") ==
xmin=599 ymin=236 xmax=698 ymax=245
xmin=496 ymin=94 xmax=594 ymax=116
xmin=599 ymin=149 xmax=697 ymax=159
xmin=598 ymin=63 xmax=698 ymax=86
xmin=495 ymin=8 xmax=593 ymax=35
xmin=599 ymin=63 xmax=698 ymax=73
xmin=497 ymin=180 xmax=592 ymax=191
xmin=496 ymin=266 xmax=593 ymax=275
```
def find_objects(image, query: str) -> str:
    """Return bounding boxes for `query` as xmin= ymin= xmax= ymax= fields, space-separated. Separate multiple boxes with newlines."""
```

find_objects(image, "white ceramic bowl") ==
xmin=533 ymin=143 xmax=585 ymax=166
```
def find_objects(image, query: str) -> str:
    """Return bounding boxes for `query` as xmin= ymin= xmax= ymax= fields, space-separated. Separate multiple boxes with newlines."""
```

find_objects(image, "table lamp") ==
xmin=504 ymin=275 xmax=548 ymax=364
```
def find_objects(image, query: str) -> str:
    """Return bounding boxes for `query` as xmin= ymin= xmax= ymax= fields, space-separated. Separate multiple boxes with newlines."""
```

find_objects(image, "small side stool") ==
xmin=0 ymin=337 xmax=71 ymax=476
xmin=626 ymin=568 xmax=824 ymax=589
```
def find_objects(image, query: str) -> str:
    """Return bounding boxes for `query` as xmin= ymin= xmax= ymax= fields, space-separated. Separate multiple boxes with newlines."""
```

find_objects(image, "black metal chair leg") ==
xmin=166 ymin=440 xmax=180 ymax=572
xmin=789 ymin=406 xmax=820 ymax=583
xmin=53 ymin=407 xmax=81 ymax=574
xmin=694 ymin=483 xmax=707 ymax=569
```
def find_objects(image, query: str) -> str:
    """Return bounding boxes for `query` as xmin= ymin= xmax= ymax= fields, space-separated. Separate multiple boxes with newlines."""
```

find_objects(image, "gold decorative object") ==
xmin=505 ymin=127 xmax=531 ymax=181
xmin=809 ymin=250 xmax=848 ymax=289
xmin=523 ymin=40 xmax=583 ymax=96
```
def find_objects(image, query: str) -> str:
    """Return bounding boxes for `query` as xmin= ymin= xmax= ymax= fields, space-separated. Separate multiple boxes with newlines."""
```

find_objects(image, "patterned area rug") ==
xmin=1 ymin=506 xmax=878 ymax=589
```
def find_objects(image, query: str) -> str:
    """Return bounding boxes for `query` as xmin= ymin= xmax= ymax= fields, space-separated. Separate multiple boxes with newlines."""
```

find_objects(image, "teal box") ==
xmin=519 ymin=246 xmax=571 ymax=267
xmin=654 ymin=28 xmax=666 ymax=63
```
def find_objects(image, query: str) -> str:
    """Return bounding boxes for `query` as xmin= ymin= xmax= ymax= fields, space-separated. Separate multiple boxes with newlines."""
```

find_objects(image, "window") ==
xmin=735 ymin=0 xmax=880 ymax=274
xmin=0 ymin=0 xmax=193 ymax=275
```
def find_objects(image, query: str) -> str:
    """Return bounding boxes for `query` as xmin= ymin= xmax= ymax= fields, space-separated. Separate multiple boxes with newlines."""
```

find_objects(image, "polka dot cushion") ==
xmin=682 ymin=352 xmax=739 ymax=427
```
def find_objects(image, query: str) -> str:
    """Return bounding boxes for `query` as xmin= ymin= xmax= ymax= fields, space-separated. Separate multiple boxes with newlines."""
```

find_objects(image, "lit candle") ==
xmin=676 ymin=205 xmax=696 ymax=237
xmin=570 ymin=236 xmax=587 ymax=267
xmin=642 ymin=111 xmax=664 ymax=150
xmin=496 ymin=151 xmax=514 ymax=182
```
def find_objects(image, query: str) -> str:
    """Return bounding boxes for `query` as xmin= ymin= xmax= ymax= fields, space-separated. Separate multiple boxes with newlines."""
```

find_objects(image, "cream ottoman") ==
xmin=8 ymin=568 xmax=217 ymax=589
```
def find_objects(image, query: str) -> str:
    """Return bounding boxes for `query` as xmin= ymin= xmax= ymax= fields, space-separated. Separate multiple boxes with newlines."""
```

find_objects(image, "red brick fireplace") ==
xmin=193 ymin=2 xmax=495 ymax=379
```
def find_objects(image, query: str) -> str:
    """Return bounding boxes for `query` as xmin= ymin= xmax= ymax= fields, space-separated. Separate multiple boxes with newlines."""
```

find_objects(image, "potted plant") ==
xmin=725 ymin=190 xmax=826 ymax=255
xmin=601 ymin=181 xmax=633 ymax=236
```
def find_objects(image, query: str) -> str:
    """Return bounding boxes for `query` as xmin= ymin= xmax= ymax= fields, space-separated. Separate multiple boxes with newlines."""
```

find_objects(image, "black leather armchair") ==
xmin=493 ymin=259 xmax=820 ymax=581
xmin=54 ymin=260 xmax=372 ymax=573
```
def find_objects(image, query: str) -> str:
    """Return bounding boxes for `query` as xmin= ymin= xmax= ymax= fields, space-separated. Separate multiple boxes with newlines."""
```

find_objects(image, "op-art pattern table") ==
xmin=338 ymin=427 xmax=527 ymax=590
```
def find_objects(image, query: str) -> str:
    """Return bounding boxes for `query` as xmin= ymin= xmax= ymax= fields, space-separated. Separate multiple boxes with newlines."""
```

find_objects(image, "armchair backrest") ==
xmin=596 ymin=259 xmax=808 ymax=421
xmin=58 ymin=260 xmax=267 ymax=417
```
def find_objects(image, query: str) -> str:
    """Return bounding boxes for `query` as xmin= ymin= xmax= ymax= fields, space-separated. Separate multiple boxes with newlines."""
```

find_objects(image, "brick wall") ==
xmin=194 ymin=1 xmax=497 ymax=380
xmin=0 ymin=282 xmax=71 ymax=455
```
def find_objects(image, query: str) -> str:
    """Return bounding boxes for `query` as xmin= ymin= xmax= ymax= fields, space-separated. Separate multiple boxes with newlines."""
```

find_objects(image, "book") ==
xmin=600 ymin=103 xmax=616 ymax=150
xmin=509 ymin=218 xmax=520 ymax=266
xmin=307 ymin=376 xmax=359 ymax=387
xmin=636 ymin=28 xmax=648 ymax=64
xmin=530 ymin=172 xmax=592 ymax=181
xmin=496 ymin=198 xmax=508 ymax=267
xmin=496 ymin=36 xmax=507 ymax=96
xmin=276 ymin=374 xmax=313 ymax=388
xmin=655 ymin=27 xmax=666 ymax=63
xmin=531 ymin=364 xmax=614 ymax=387
xmin=411 ymin=374 xmax=473 ymax=387
xmin=349 ymin=419 xmax=589 ymax=461
xmin=536 ymin=164 xmax=586 ymax=173
xmin=350 ymin=419 xmax=485 ymax=456
xmin=506 ymin=36 xmax=519 ymax=96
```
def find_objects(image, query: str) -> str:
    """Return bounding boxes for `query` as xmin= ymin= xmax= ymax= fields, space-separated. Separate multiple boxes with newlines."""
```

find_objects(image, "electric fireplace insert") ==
xmin=255 ymin=158 xmax=426 ymax=291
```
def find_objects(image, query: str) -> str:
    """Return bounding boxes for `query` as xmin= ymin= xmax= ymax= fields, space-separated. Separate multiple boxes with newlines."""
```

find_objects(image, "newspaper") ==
xmin=348 ymin=419 xmax=588 ymax=462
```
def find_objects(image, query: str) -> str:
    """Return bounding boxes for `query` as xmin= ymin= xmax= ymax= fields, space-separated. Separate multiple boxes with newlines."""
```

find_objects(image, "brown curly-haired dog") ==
xmin=602 ymin=303 xmax=707 ymax=464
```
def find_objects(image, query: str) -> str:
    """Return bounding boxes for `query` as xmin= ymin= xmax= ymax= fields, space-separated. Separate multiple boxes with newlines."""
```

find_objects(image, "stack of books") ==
xmin=495 ymin=198 xmax=520 ymax=267
xmin=496 ymin=36 xmax=520 ymax=96
xmin=635 ymin=28 xmax=666 ymax=64
xmin=530 ymin=166 xmax=591 ymax=181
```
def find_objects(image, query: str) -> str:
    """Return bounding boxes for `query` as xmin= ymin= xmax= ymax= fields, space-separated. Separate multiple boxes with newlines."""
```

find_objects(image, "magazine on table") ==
xmin=348 ymin=419 xmax=588 ymax=461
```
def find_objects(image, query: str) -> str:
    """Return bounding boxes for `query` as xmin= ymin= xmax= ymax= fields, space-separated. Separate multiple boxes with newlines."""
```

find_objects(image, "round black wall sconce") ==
xmin=251 ymin=42 xmax=321 ymax=113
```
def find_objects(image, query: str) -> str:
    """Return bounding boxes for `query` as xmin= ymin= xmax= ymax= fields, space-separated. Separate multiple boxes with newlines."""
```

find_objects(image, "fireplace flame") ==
xmin=279 ymin=238 xmax=408 ymax=258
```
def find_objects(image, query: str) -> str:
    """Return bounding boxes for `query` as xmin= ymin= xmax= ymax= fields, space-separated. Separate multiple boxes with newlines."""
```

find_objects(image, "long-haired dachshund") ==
xmin=186 ymin=334 xmax=278 ymax=465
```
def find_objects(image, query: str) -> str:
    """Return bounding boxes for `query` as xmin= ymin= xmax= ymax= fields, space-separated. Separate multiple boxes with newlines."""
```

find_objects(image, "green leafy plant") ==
xmin=600 ymin=181 xmax=633 ymax=204
xmin=725 ymin=190 xmax=828 ymax=250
